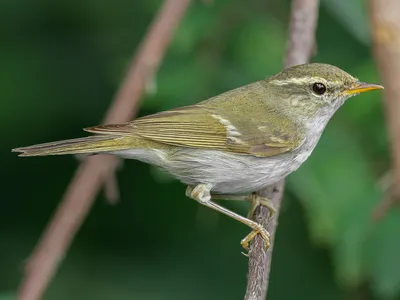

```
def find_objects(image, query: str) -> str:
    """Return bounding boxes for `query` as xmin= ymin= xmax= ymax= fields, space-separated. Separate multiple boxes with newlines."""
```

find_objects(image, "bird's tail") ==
xmin=12 ymin=135 xmax=134 ymax=157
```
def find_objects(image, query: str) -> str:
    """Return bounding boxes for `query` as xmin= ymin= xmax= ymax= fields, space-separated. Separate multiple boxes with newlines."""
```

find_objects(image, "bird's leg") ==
xmin=210 ymin=193 xmax=276 ymax=220
xmin=186 ymin=185 xmax=270 ymax=250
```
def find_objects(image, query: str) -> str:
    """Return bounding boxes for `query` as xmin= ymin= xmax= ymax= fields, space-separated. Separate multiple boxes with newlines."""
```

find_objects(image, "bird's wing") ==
xmin=85 ymin=84 xmax=304 ymax=157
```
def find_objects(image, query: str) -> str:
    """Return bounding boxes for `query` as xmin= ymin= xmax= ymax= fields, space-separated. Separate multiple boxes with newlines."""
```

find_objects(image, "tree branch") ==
xmin=17 ymin=1 xmax=191 ymax=299
xmin=244 ymin=1 xmax=319 ymax=299
xmin=369 ymin=0 xmax=400 ymax=220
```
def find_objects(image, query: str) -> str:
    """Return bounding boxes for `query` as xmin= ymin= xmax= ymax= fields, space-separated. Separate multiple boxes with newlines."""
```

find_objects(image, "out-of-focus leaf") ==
xmin=322 ymin=0 xmax=370 ymax=45
xmin=289 ymin=115 xmax=400 ymax=297
xmin=287 ymin=122 xmax=382 ymax=287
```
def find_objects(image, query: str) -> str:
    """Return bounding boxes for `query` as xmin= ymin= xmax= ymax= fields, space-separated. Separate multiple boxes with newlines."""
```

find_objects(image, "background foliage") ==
xmin=1 ymin=0 xmax=399 ymax=299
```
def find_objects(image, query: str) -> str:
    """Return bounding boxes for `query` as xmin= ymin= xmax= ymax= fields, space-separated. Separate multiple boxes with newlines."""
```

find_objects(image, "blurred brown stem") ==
xmin=17 ymin=1 xmax=191 ymax=300
xmin=244 ymin=0 xmax=319 ymax=299
xmin=369 ymin=0 xmax=400 ymax=220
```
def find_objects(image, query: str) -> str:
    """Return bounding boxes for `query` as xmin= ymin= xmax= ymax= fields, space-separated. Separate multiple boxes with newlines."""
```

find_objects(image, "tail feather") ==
xmin=12 ymin=135 xmax=134 ymax=157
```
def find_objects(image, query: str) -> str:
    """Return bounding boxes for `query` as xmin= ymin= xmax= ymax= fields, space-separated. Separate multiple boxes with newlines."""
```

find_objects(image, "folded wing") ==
xmin=85 ymin=85 xmax=304 ymax=157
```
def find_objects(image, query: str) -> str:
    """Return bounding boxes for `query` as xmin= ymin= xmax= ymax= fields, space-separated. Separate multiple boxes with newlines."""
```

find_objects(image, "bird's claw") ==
xmin=240 ymin=223 xmax=270 ymax=250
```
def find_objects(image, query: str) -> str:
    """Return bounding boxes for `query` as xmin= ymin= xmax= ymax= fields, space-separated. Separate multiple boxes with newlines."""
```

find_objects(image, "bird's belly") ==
xmin=164 ymin=148 xmax=311 ymax=194
xmin=113 ymin=147 xmax=312 ymax=194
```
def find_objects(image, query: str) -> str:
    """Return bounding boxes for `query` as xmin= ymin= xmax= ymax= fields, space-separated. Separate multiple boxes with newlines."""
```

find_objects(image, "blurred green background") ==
xmin=2 ymin=0 xmax=399 ymax=299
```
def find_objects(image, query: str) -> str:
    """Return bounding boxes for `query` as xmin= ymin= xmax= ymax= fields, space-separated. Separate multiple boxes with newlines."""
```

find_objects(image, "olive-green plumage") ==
xmin=12 ymin=63 xmax=383 ymax=249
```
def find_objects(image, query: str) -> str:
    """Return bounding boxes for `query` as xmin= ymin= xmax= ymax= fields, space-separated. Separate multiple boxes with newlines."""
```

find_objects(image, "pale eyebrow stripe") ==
xmin=268 ymin=77 xmax=327 ymax=86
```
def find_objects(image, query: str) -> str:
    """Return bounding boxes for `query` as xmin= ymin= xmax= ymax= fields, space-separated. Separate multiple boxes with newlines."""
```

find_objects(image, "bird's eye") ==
xmin=312 ymin=83 xmax=326 ymax=95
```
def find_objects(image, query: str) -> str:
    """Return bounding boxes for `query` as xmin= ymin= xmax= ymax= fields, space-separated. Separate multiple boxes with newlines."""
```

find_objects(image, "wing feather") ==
xmin=85 ymin=84 xmax=304 ymax=157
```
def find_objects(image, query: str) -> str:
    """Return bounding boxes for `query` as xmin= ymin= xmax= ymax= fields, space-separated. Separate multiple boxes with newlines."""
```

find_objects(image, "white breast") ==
xmin=115 ymin=145 xmax=315 ymax=194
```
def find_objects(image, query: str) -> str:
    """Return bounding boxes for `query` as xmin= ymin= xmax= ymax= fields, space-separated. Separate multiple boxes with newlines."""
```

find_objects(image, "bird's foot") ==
xmin=247 ymin=193 xmax=276 ymax=220
xmin=240 ymin=223 xmax=271 ymax=250
xmin=186 ymin=185 xmax=271 ymax=250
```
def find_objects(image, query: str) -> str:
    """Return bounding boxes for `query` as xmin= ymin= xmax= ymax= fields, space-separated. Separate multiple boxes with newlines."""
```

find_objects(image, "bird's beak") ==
xmin=342 ymin=82 xmax=384 ymax=96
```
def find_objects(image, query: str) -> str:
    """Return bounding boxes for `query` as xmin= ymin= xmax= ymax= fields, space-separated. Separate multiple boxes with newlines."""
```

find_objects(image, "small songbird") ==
xmin=13 ymin=63 xmax=383 ymax=249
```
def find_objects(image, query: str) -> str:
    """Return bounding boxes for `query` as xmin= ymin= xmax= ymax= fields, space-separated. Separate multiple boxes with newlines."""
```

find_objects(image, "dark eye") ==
xmin=312 ymin=82 xmax=326 ymax=95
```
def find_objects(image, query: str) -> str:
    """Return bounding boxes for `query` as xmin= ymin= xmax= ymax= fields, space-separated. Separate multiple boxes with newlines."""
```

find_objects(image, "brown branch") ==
xmin=244 ymin=1 xmax=319 ymax=299
xmin=244 ymin=181 xmax=285 ymax=299
xmin=17 ymin=1 xmax=191 ymax=299
xmin=369 ymin=0 xmax=400 ymax=220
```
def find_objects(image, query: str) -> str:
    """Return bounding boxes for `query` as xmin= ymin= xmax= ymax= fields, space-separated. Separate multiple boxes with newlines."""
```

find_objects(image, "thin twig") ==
xmin=369 ymin=0 xmax=400 ymax=220
xmin=17 ymin=1 xmax=191 ymax=299
xmin=244 ymin=182 xmax=285 ymax=299
xmin=244 ymin=1 xmax=319 ymax=299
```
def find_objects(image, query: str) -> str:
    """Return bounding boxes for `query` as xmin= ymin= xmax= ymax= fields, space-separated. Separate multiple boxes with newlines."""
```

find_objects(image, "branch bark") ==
xmin=244 ymin=1 xmax=319 ymax=299
xmin=369 ymin=0 xmax=400 ymax=220
xmin=17 ymin=1 xmax=191 ymax=299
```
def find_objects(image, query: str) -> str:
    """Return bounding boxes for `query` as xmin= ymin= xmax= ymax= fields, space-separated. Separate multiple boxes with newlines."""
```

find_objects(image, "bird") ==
xmin=13 ymin=63 xmax=384 ymax=249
